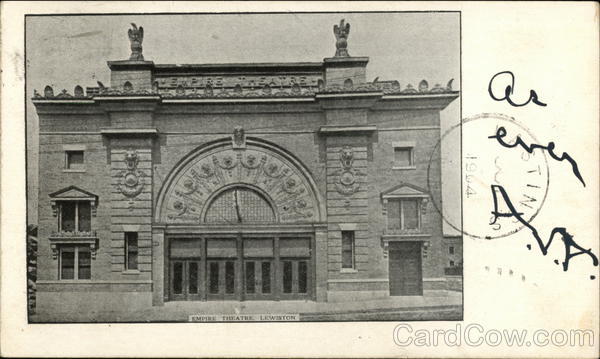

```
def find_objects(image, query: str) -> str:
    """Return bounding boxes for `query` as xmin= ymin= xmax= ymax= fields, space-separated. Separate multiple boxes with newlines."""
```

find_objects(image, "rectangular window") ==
xmin=298 ymin=261 xmax=308 ymax=293
xmin=78 ymin=246 xmax=91 ymax=279
xmin=65 ymin=150 xmax=85 ymax=170
xmin=282 ymin=261 xmax=293 ymax=293
xmin=173 ymin=262 xmax=183 ymax=294
xmin=78 ymin=202 xmax=91 ymax=232
xmin=387 ymin=200 xmax=401 ymax=230
xmin=60 ymin=247 xmax=75 ymax=280
xmin=403 ymin=200 xmax=419 ymax=229
xmin=341 ymin=231 xmax=355 ymax=269
xmin=261 ymin=262 xmax=271 ymax=294
xmin=59 ymin=201 xmax=91 ymax=232
xmin=59 ymin=245 xmax=91 ymax=280
xmin=450 ymin=260 xmax=455 ymax=267
xmin=225 ymin=261 xmax=235 ymax=294
xmin=387 ymin=199 xmax=421 ymax=230
xmin=449 ymin=246 xmax=455 ymax=255
xmin=188 ymin=262 xmax=198 ymax=294
xmin=209 ymin=262 xmax=219 ymax=294
xmin=245 ymin=261 xmax=255 ymax=294
xmin=393 ymin=147 xmax=413 ymax=167
xmin=60 ymin=202 xmax=76 ymax=232
xmin=124 ymin=232 xmax=138 ymax=270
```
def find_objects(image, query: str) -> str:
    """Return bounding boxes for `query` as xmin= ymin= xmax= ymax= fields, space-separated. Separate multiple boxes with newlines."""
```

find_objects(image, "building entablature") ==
xmin=33 ymin=20 xmax=457 ymax=114
xmin=32 ymin=85 xmax=458 ymax=114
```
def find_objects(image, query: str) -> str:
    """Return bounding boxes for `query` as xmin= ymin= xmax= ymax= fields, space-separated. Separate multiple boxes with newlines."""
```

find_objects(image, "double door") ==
xmin=170 ymin=259 xmax=203 ymax=301
xmin=168 ymin=235 xmax=313 ymax=301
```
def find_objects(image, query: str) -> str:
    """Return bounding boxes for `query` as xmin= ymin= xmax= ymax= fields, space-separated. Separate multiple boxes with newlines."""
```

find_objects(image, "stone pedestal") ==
xmin=107 ymin=60 xmax=155 ymax=91
xmin=323 ymin=57 xmax=369 ymax=87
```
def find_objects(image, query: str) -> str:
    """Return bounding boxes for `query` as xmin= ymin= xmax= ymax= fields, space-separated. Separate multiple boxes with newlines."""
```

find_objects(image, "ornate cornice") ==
xmin=33 ymin=78 xmax=457 ymax=102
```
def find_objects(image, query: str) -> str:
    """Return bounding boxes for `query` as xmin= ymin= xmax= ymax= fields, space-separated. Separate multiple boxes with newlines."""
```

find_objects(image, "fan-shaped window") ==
xmin=205 ymin=187 xmax=276 ymax=224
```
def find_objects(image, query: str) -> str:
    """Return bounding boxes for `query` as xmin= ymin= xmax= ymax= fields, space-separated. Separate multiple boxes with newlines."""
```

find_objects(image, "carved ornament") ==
xmin=333 ymin=146 xmax=365 ymax=196
xmin=160 ymin=144 xmax=319 ymax=224
xmin=117 ymin=150 xmax=146 ymax=205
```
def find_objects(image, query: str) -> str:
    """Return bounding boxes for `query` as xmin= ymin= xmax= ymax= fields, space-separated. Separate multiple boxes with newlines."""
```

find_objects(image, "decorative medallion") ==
xmin=232 ymin=126 xmax=246 ymax=149
xmin=334 ymin=146 xmax=364 ymax=195
xmin=117 ymin=150 xmax=145 ymax=206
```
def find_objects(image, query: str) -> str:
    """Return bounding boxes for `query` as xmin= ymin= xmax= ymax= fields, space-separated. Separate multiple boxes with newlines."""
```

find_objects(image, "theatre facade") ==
xmin=32 ymin=21 xmax=459 ymax=316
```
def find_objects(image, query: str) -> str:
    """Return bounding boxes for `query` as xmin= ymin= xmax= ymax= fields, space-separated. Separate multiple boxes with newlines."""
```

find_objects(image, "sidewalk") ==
xmin=31 ymin=290 xmax=462 ymax=322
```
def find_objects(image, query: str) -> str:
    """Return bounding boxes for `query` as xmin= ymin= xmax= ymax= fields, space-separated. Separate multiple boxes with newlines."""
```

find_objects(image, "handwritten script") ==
xmin=490 ymin=185 xmax=598 ymax=280
xmin=488 ymin=71 xmax=547 ymax=107
xmin=488 ymin=126 xmax=586 ymax=187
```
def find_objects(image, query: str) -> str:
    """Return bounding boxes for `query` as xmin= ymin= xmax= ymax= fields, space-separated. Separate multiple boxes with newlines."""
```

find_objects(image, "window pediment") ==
xmin=381 ymin=182 xmax=429 ymax=199
xmin=49 ymin=185 xmax=98 ymax=216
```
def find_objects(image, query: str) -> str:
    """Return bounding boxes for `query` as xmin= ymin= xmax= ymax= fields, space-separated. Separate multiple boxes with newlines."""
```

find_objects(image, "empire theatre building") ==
xmin=31 ymin=21 xmax=459 ymax=317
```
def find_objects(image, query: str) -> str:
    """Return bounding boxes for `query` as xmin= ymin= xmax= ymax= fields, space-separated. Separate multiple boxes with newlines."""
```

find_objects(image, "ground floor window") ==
xmin=341 ymin=230 xmax=355 ymax=269
xmin=59 ymin=245 xmax=91 ymax=280
xmin=124 ymin=232 xmax=138 ymax=270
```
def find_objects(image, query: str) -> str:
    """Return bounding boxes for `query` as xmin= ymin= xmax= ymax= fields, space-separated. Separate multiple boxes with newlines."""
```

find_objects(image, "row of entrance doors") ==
xmin=168 ymin=236 xmax=313 ymax=301
xmin=168 ymin=237 xmax=424 ymax=300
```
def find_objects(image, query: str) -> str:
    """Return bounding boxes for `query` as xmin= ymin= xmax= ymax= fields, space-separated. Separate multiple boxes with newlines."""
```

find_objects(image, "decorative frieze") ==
xmin=34 ymin=78 xmax=456 ymax=100
xmin=158 ymin=138 xmax=320 ymax=224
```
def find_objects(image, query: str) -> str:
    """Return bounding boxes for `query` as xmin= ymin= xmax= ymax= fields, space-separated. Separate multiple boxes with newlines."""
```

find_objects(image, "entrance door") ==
xmin=279 ymin=237 xmax=312 ymax=299
xmin=279 ymin=258 xmax=311 ymax=299
xmin=389 ymin=242 xmax=423 ymax=296
xmin=243 ymin=259 xmax=274 ymax=299
xmin=206 ymin=238 xmax=238 ymax=300
xmin=169 ymin=238 xmax=204 ymax=301
xmin=170 ymin=259 xmax=203 ymax=301
xmin=242 ymin=238 xmax=275 ymax=300
xmin=206 ymin=259 xmax=238 ymax=300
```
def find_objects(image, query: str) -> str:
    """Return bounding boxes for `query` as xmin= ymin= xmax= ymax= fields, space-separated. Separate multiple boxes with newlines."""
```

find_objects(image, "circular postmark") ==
xmin=427 ymin=113 xmax=550 ymax=239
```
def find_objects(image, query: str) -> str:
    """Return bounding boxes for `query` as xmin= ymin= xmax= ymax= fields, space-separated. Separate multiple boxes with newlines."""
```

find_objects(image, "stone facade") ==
xmin=32 ymin=22 xmax=459 ymax=317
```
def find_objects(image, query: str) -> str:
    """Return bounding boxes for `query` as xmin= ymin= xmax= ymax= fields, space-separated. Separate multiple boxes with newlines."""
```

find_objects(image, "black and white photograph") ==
xmin=26 ymin=12 xmax=462 ymax=323
xmin=2 ymin=2 xmax=599 ymax=358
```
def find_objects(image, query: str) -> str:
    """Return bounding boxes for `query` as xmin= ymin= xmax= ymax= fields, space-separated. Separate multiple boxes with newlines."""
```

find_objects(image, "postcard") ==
xmin=1 ymin=2 xmax=598 ymax=358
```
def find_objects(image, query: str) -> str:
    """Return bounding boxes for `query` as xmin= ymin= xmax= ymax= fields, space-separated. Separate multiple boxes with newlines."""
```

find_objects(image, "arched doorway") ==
xmin=155 ymin=137 xmax=325 ymax=301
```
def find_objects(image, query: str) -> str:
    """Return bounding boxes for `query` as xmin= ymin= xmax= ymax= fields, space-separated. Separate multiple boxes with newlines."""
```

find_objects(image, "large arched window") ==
xmin=204 ymin=186 xmax=276 ymax=224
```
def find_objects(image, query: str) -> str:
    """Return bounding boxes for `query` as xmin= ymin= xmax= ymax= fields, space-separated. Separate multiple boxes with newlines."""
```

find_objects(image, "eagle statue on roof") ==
xmin=128 ymin=23 xmax=144 ymax=61
xmin=333 ymin=19 xmax=350 ymax=57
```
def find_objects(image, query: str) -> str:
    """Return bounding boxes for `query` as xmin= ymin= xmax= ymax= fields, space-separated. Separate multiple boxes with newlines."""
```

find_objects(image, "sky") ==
xmin=25 ymin=12 xmax=460 ymax=233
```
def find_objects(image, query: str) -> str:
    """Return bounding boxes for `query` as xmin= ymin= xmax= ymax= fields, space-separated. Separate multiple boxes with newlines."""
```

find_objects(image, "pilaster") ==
xmin=104 ymin=132 xmax=157 ymax=281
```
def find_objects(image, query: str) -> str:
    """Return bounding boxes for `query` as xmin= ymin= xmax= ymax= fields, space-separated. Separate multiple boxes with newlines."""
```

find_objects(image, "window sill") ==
xmin=392 ymin=166 xmax=417 ymax=170
xmin=63 ymin=168 xmax=86 ymax=173
xmin=340 ymin=268 xmax=358 ymax=273
xmin=122 ymin=270 xmax=141 ymax=275
xmin=382 ymin=233 xmax=431 ymax=238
